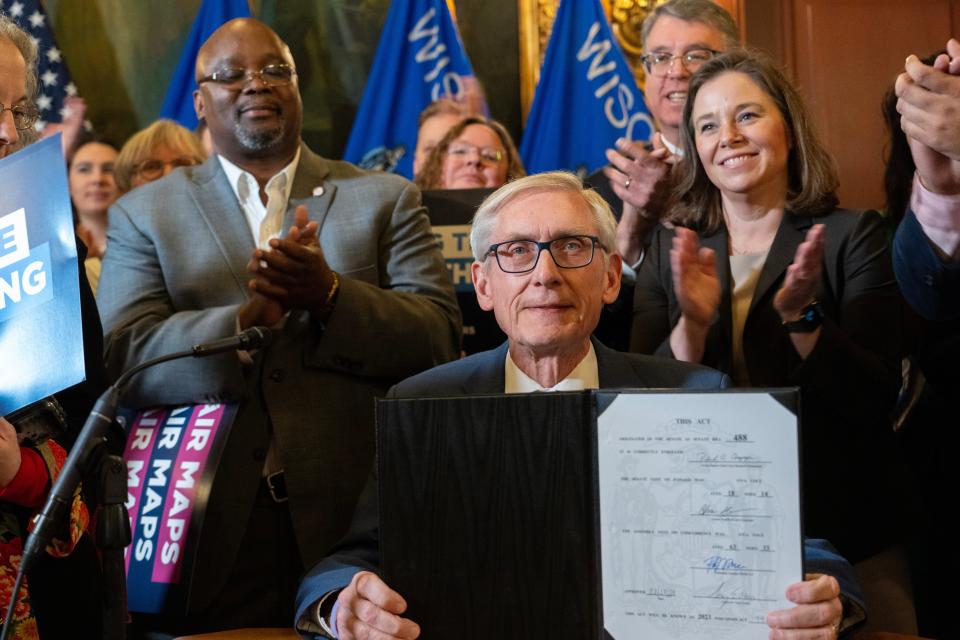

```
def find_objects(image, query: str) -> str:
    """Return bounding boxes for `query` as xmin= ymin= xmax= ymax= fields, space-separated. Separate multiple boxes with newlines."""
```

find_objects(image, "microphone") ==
xmin=192 ymin=325 xmax=272 ymax=356
xmin=18 ymin=326 xmax=272 ymax=573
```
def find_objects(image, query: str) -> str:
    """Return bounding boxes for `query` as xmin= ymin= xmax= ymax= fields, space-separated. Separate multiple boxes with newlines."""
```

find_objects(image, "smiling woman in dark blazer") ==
xmin=630 ymin=50 xmax=913 ymax=630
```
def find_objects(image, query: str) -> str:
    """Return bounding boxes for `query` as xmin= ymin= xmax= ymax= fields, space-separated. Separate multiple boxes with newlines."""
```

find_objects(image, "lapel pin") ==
xmin=312 ymin=185 xmax=325 ymax=197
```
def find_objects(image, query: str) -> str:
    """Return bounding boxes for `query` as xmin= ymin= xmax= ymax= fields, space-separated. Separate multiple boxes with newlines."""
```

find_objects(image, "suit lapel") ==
xmin=189 ymin=157 xmax=255 ymax=294
xmin=595 ymin=339 xmax=644 ymax=388
xmin=464 ymin=342 xmax=509 ymax=394
xmin=287 ymin=144 xmax=336 ymax=236
xmin=748 ymin=211 xmax=811 ymax=316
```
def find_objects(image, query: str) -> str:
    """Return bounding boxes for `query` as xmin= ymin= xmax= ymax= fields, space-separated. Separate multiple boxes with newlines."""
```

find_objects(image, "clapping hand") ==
xmin=248 ymin=204 xmax=337 ymax=319
xmin=897 ymin=38 xmax=960 ymax=194
xmin=605 ymin=134 xmax=676 ymax=265
xmin=671 ymin=227 xmax=720 ymax=329
xmin=774 ymin=225 xmax=825 ymax=322
xmin=668 ymin=227 xmax=720 ymax=362
xmin=239 ymin=205 xmax=324 ymax=328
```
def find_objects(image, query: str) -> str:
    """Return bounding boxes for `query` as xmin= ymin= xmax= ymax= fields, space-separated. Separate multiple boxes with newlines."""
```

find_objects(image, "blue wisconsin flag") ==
xmin=343 ymin=0 xmax=477 ymax=178
xmin=160 ymin=0 xmax=252 ymax=128
xmin=520 ymin=0 xmax=655 ymax=175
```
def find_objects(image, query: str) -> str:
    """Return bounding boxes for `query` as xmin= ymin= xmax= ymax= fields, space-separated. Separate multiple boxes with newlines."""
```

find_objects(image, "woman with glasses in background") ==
xmin=114 ymin=118 xmax=206 ymax=193
xmin=415 ymin=116 xmax=524 ymax=190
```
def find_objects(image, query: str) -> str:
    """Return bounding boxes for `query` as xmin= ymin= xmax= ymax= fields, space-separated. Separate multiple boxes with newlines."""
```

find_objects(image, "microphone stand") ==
xmin=1 ymin=328 xmax=271 ymax=640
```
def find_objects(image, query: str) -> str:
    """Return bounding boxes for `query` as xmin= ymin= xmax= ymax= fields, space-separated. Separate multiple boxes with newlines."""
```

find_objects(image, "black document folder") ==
xmin=376 ymin=391 xmax=602 ymax=638
xmin=376 ymin=388 xmax=800 ymax=640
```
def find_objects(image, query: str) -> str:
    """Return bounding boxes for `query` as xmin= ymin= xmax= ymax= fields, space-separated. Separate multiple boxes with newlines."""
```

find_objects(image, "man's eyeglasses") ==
xmin=134 ymin=157 xmax=201 ymax=180
xmin=487 ymin=235 xmax=605 ymax=273
xmin=640 ymin=49 xmax=719 ymax=76
xmin=0 ymin=103 xmax=39 ymax=131
xmin=198 ymin=64 xmax=296 ymax=89
xmin=448 ymin=142 xmax=504 ymax=166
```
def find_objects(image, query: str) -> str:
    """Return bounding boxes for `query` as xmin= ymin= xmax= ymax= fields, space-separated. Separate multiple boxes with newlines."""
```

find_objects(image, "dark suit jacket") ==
xmin=893 ymin=206 xmax=960 ymax=320
xmin=631 ymin=209 xmax=905 ymax=562
xmin=98 ymin=144 xmax=462 ymax=612
xmin=294 ymin=339 xmax=735 ymax=627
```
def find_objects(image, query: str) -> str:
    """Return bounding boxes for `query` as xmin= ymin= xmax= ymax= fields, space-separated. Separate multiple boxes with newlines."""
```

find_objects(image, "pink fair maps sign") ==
xmin=121 ymin=403 xmax=237 ymax=613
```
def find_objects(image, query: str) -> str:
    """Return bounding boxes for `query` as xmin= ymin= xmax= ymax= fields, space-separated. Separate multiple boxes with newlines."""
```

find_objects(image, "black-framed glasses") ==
xmin=198 ymin=64 xmax=296 ymax=89
xmin=487 ymin=235 xmax=605 ymax=273
xmin=640 ymin=48 xmax=720 ymax=76
xmin=134 ymin=157 xmax=201 ymax=180
xmin=0 ymin=102 xmax=39 ymax=131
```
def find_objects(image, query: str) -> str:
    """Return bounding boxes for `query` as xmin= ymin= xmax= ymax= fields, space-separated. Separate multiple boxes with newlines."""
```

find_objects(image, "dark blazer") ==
xmin=631 ymin=209 xmax=905 ymax=562
xmin=893 ymin=207 xmax=960 ymax=321
xmin=294 ymin=339 xmax=732 ymax=627
xmin=98 ymin=144 xmax=462 ymax=613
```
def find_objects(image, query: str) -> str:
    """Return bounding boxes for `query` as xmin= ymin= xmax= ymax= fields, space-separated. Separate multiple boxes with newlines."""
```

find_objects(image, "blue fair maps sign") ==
xmin=0 ymin=135 xmax=84 ymax=415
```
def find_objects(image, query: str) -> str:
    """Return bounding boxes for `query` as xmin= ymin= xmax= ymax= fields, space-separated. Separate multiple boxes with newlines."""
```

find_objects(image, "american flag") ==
xmin=1 ymin=0 xmax=79 ymax=131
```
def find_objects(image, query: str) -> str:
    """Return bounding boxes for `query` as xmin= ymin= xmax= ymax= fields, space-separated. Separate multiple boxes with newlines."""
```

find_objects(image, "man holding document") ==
xmin=295 ymin=172 xmax=864 ymax=639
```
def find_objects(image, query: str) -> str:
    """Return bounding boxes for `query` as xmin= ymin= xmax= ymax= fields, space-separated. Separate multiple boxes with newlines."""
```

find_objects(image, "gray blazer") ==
xmin=98 ymin=144 xmax=461 ymax=611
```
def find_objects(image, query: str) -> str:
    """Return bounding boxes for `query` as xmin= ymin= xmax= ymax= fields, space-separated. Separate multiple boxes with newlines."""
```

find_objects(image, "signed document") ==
xmin=597 ymin=391 xmax=802 ymax=640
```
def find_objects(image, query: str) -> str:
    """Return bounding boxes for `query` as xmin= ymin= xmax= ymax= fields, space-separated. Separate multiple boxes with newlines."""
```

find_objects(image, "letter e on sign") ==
xmin=0 ymin=208 xmax=28 ymax=270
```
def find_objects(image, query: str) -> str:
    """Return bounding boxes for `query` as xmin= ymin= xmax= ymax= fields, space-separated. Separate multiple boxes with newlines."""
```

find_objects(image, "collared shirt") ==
xmin=504 ymin=342 xmax=599 ymax=393
xmin=911 ymin=172 xmax=960 ymax=260
xmin=219 ymin=149 xmax=302 ymax=478
xmin=661 ymin=133 xmax=682 ymax=157
xmin=218 ymin=147 xmax=302 ymax=248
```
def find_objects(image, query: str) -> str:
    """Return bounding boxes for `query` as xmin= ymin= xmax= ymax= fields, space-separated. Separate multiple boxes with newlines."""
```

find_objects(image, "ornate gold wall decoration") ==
xmin=610 ymin=0 xmax=663 ymax=82
xmin=518 ymin=0 xmax=559 ymax=120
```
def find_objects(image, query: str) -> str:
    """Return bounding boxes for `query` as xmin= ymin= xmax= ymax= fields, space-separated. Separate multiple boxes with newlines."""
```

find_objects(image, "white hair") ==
xmin=469 ymin=171 xmax=618 ymax=263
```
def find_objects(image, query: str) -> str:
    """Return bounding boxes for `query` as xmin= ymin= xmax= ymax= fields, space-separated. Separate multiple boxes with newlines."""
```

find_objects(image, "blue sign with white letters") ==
xmin=0 ymin=135 xmax=84 ymax=415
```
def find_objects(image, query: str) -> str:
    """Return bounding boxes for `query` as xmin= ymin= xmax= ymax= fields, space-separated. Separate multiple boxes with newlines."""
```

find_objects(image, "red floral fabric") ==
xmin=0 ymin=440 xmax=89 ymax=639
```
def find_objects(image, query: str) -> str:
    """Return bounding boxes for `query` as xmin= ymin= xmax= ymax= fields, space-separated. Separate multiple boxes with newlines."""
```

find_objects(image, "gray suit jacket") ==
xmin=294 ymin=339 xmax=730 ymax=628
xmin=98 ymin=144 xmax=461 ymax=611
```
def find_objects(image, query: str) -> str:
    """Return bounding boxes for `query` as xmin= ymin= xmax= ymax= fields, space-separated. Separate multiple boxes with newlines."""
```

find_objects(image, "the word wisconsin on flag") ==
xmin=343 ymin=0 xmax=478 ymax=178
xmin=520 ymin=0 xmax=655 ymax=175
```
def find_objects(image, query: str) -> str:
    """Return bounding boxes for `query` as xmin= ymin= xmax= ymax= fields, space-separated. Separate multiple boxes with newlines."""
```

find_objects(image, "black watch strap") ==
xmin=783 ymin=300 xmax=824 ymax=333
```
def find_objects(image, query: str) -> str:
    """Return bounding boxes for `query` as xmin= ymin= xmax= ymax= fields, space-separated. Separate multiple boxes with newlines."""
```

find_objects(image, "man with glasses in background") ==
xmin=593 ymin=0 xmax=738 ymax=271
xmin=295 ymin=172 xmax=861 ymax=640
xmin=98 ymin=18 xmax=460 ymax=635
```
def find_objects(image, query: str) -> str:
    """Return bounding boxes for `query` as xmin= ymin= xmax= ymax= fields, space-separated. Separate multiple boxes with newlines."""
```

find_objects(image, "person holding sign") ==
xmin=630 ymin=50 xmax=912 ymax=631
xmin=295 ymin=172 xmax=862 ymax=640
xmin=0 ymin=14 xmax=106 ymax=640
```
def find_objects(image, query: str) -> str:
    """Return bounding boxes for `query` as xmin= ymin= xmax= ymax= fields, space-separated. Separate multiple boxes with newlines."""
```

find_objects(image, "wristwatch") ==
xmin=782 ymin=300 xmax=824 ymax=333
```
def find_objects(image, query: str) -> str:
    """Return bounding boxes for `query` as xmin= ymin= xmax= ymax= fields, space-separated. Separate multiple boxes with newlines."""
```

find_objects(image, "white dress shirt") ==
xmin=504 ymin=343 xmax=599 ymax=392
xmin=218 ymin=147 xmax=302 ymax=248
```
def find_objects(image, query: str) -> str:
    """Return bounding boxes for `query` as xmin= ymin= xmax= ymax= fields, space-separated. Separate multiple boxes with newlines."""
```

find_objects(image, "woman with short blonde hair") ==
xmin=114 ymin=118 xmax=206 ymax=193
